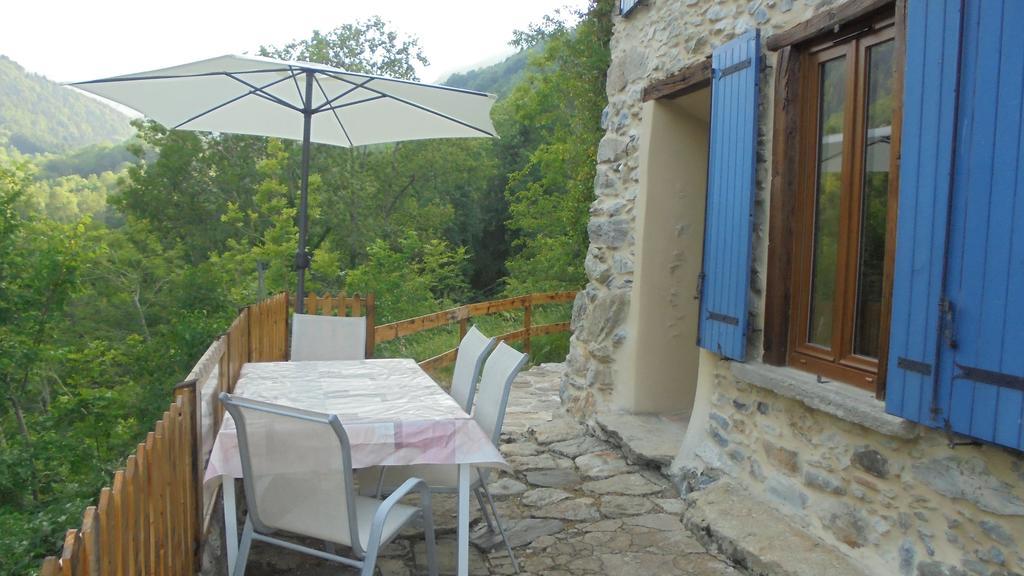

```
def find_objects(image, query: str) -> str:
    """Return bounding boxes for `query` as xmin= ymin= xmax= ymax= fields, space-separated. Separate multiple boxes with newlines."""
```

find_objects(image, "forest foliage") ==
xmin=0 ymin=56 xmax=133 ymax=155
xmin=0 ymin=1 xmax=612 ymax=572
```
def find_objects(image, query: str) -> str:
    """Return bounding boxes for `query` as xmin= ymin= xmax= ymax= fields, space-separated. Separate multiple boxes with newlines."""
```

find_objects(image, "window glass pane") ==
xmin=853 ymin=40 xmax=895 ymax=358
xmin=808 ymin=56 xmax=847 ymax=348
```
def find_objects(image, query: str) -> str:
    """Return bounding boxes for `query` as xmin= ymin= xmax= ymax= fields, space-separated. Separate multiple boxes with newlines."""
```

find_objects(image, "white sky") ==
xmin=1 ymin=0 xmax=590 ymax=85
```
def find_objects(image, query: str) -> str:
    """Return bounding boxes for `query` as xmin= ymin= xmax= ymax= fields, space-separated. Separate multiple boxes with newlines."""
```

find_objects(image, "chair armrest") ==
xmin=364 ymin=477 xmax=432 ymax=558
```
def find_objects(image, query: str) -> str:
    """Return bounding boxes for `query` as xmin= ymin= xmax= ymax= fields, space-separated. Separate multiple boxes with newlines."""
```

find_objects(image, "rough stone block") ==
xmin=575 ymin=450 xmax=637 ymax=480
xmin=684 ymin=480 xmax=872 ymax=576
xmin=587 ymin=216 xmax=632 ymax=248
xmin=531 ymin=497 xmax=601 ymax=522
xmin=762 ymin=439 xmax=800 ymax=476
xmin=765 ymin=476 xmax=809 ymax=511
xmin=851 ymin=448 xmax=890 ymax=479
xmin=911 ymin=456 xmax=1024 ymax=516
xmin=600 ymin=495 xmax=654 ymax=518
xmin=804 ymin=469 xmax=847 ymax=496
xmin=581 ymin=473 xmax=664 ymax=496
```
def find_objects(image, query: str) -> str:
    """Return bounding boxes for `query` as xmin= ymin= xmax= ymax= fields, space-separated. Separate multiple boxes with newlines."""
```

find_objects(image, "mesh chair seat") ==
xmin=257 ymin=472 xmax=419 ymax=550
xmin=357 ymin=464 xmax=490 ymax=494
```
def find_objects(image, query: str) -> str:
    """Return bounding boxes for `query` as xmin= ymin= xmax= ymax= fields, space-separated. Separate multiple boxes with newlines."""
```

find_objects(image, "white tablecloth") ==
xmin=204 ymin=359 xmax=506 ymax=481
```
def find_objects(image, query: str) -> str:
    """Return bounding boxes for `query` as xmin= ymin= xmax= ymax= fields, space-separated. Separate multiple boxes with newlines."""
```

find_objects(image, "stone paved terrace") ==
xmin=238 ymin=363 xmax=743 ymax=576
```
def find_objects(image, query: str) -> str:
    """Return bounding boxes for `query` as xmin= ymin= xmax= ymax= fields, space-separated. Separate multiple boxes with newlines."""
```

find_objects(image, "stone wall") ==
xmin=699 ymin=358 xmax=1024 ymax=575
xmin=565 ymin=0 xmax=826 ymax=415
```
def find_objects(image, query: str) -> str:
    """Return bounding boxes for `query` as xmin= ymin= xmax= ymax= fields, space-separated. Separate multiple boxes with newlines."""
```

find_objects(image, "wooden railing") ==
xmin=373 ymin=291 xmax=576 ymax=372
xmin=40 ymin=384 xmax=200 ymax=576
xmin=38 ymin=289 xmax=575 ymax=574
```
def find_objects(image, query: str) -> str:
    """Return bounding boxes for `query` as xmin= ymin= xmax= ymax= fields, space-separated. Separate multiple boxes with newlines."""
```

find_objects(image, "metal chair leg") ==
xmin=474 ymin=486 xmax=496 ymax=533
xmin=421 ymin=499 xmax=439 ymax=576
xmin=233 ymin=517 xmax=254 ymax=576
xmin=482 ymin=483 xmax=519 ymax=573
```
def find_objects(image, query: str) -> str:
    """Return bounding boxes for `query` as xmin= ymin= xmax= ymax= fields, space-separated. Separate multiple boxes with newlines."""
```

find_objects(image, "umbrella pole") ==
xmin=295 ymin=71 xmax=314 ymax=314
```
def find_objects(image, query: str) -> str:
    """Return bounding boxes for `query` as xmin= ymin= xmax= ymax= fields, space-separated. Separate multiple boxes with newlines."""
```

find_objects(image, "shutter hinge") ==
xmin=939 ymin=297 xmax=958 ymax=349
xmin=943 ymin=419 xmax=982 ymax=449
xmin=695 ymin=272 xmax=705 ymax=300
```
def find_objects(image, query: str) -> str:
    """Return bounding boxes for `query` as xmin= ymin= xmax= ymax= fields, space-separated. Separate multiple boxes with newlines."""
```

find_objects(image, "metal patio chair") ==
xmin=361 ymin=341 xmax=528 ymax=572
xmin=220 ymin=393 xmax=438 ymax=576
xmin=449 ymin=325 xmax=498 ymax=413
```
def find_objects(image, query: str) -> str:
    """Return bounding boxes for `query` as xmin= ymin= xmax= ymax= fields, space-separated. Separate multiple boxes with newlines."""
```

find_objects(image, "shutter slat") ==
xmin=698 ymin=30 xmax=760 ymax=361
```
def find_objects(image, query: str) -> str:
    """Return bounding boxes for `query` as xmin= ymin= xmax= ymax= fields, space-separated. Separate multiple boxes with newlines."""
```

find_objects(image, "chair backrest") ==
xmin=450 ymin=326 xmax=497 ymax=413
xmin=220 ymin=393 xmax=365 ymax=555
xmin=473 ymin=341 xmax=528 ymax=445
xmin=290 ymin=313 xmax=367 ymax=361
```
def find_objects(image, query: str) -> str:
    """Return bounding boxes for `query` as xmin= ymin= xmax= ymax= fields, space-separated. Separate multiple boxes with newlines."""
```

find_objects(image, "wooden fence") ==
xmin=40 ymin=385 xmax=200 ymax=576
xmin=372 ymin=291 xmax=577 ymax=372
xmin=39 ymin=289 xmax=574 ymax=574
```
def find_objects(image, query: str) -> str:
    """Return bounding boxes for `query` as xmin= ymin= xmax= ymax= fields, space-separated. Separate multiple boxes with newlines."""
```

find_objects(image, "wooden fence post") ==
xmin=174 ymin=379 xmax=201 ymax=573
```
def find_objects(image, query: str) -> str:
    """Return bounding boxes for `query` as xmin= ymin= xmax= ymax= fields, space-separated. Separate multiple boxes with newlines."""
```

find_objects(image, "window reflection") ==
xmin=809 ymin=56 xmax=847 ymax=348
xmin=853 ymin=40 xmax=895 ymax=358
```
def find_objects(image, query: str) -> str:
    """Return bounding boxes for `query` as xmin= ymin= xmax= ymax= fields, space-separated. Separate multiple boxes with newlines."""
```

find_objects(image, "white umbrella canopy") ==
xmin=71 ymin=54 xmax=497 ymax=311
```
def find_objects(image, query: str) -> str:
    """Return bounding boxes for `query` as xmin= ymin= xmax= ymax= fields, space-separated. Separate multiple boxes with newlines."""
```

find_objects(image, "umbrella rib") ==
xmin=307 ymin=67 xmax=491 ymax=97
xmin=313 ymin=76 xmax=354 ymax=147
xmin=224 ymin=72 xmax=303 ymax=111
xmin=317 ymin=95 xmax=386 ymax=112
xmin=173 ymin=71 xmax=302 ymax=130
xmin=312 ymin=77 xmax=375 ymax=113
xmin=289 ymin=66 xmax=306 ymax=108
xmin=316 ymin=70 xmax=496 ymax=137
xmin=72 ymin=67 xmax=296 ymax=84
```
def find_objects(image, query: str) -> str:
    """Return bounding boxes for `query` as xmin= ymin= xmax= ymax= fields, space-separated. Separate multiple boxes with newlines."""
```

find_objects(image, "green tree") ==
xmin=500 ymin=0 xmax=613 ymax=293
xmin=346 ymin=231 xmax=469 ymax=322
xmin=259 ymin=16 xmax=429 ymax=79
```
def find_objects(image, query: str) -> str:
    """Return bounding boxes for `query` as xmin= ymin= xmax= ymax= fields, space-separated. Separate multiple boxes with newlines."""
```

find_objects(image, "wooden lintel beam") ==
xmin=765 ymin=0 xmax=893 ymax=51
xmin=643 ymin=57 xmax=712 ymax=102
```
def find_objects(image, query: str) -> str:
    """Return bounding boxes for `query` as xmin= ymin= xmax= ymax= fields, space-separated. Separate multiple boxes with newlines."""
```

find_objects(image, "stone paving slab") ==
xmin=227 ymin=363 xmax=744 ymax=576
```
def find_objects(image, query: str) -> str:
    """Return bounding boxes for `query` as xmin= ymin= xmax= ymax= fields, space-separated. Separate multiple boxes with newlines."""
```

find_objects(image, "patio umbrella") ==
xmin=72 ymin=54 xmax=497 ymax=312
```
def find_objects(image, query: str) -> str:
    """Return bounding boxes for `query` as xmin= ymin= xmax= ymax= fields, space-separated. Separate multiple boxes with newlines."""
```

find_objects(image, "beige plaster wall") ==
xmin=613 ymin=92 xmax=710 ymax=414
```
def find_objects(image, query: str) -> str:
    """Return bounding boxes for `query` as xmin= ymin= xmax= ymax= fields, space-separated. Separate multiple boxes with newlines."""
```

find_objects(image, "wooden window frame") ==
xmin=764 ymin=1 xmax=905 ymax=397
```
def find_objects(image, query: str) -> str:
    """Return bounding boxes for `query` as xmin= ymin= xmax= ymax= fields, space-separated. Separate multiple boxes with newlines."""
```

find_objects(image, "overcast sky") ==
xmin=1 ymin=0 xmax=590 ymax=84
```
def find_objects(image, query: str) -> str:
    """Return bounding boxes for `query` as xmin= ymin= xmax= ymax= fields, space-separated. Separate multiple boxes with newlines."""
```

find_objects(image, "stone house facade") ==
xmin=565 ymin=0 xmax=1024 ymax=574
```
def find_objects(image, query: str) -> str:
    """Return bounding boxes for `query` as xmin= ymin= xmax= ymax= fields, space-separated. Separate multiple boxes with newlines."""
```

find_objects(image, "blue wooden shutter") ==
xmin=938 ymin=0 xmax=1024 ymax=450
xmin=884 ymin=0 xmax=963 ymax=427
xmin=698 ymin=30 xmax=760 ymax=361
xmin=889 ymin=0 xmax=1024 ymax=451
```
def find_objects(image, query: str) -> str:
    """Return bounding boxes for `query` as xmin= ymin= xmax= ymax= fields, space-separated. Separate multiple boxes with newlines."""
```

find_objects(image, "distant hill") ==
xmin=444 ymin=48 xmax=536 ymax=99
xmin=0 ymin=55 xmax=132 ymax=155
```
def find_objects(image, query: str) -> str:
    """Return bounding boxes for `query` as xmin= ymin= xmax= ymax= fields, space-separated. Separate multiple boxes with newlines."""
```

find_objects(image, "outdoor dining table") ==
xmin=204 ymin=358 xmax=508 ymax=576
